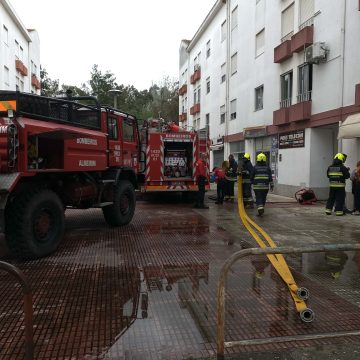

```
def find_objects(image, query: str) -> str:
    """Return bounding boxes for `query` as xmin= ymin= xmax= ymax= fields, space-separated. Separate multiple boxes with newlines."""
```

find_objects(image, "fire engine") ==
xmin=138 ymin=119 xmax=210 ymax=193
xmin=0 ymin=91 xmax=139 ymax=258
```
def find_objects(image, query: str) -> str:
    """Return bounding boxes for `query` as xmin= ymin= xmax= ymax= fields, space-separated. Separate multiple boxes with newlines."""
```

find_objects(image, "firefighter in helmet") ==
xmin=240 ymin=153 xmax=254 ymax=208
xmin=251 ymin=153 xmax=273 ymax=216
xmin=325 ymin=153 xmax=350 ymax=216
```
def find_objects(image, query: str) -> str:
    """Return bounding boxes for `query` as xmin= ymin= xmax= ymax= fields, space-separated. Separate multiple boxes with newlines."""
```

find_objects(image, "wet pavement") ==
xmin=0 ymin=191 xmax=360 ymax=359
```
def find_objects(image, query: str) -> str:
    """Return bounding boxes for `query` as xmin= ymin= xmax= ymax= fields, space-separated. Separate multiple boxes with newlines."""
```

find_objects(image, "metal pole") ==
xmin=0 ymin=261 xmax=34 ymax=360
xmin=216 ymin=244 xmax=360 ymax=360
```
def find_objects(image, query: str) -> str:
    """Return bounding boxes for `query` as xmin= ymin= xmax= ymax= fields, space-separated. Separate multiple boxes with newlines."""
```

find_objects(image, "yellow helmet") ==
xmin=334 ymin=153 xmax=345 ymax=162
xmin=243 ymin=153 xmax=250 ymax=160
xmin=256 ymin=153 xmax=266 ymax=162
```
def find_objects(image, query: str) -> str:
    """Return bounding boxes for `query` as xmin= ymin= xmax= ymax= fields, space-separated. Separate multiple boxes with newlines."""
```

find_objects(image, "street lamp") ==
xmin=108 ymin=89 xmax=122 ymax=109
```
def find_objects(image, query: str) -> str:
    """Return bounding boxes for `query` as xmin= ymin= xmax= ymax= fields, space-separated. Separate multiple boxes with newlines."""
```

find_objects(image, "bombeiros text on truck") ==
xmin=0 ymin=90 xmax=140 ymax=259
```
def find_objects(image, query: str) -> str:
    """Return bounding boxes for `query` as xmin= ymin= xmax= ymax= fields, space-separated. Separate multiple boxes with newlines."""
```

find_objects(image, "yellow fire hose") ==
xmin=237 ymin=176 xmax=314 ymax=322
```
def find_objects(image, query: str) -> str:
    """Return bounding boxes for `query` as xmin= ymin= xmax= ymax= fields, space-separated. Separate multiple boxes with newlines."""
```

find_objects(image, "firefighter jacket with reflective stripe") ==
xmin=241 ymin=160 xmax=254 ymax=184
xmin=251 ymin=164 xmax=273 ymax=190
xmin=327 ymin=163 xmax=350 ymax=188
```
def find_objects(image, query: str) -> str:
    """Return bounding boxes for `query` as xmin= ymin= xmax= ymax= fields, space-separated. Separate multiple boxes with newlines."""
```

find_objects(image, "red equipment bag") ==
xmin=295 ymin=188 xmax=317 ymax=205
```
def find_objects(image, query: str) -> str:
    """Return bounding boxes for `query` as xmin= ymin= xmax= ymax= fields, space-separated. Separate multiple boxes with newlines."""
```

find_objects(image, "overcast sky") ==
xmin=10 ymin=0 xmax=215 ymax=90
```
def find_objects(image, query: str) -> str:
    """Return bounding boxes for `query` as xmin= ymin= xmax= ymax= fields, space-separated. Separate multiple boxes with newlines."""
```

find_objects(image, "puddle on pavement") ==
xmin=2 ymin=205 xmax=360 ymax=359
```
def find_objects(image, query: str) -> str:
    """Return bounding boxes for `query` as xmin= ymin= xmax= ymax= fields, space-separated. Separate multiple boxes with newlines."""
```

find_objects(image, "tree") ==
xmin=40 ymin=66 xmax=60 ymax=97
xmin=148 ymin=76 xmax=179 ymax=123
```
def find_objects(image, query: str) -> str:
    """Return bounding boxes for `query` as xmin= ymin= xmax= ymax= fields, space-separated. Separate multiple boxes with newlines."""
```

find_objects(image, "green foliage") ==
xmin=39 ymin=64 xmax=179 ymax=123
xmin=40 ymin=66 xmax=60 ymax=97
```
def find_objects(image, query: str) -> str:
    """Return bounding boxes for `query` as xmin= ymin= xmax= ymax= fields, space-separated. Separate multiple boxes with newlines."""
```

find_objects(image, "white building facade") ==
xmin=179 ymin=0 xmax=360 ymax=202
xmin=0 ymin=0 xmax=41 ymax=93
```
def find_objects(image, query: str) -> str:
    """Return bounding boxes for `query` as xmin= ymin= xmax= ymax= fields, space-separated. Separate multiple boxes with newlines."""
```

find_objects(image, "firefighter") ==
xmin=240 ymin=153 xmax=254 ymax=208
xmin=325 ymin=153 xmax=350 ymax=216
xmin=251 ymin=153 xmax=273 ymax=216
xmin=194 ymin=152 xmax=209 ymax=209
xmin=225 ymin=154 xmax=238 ymax=202
xmin=213 ymin=166 xmax=226 ymax=204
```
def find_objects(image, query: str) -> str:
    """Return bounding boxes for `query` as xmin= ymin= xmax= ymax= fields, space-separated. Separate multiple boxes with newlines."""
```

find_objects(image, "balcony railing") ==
xmin=281 ymin=31 xmax=294 ymax=43
xmin=280 ymin=98 xmax=292 ymax=108
xmin=297 ymin=91 xmax=312 ymax=103
xmin=299 ymin=16 xmax=314 ymax=31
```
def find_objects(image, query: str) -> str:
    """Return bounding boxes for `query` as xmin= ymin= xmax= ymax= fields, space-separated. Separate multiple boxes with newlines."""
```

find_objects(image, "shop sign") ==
xmin=279 ymin=130 xmax=305 ymax=149
xmin=244 ymin=127 xmax=267 ymax=139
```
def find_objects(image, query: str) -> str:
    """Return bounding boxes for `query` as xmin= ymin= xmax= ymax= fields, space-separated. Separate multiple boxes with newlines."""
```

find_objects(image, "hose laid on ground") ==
xmin=237 ymin=176 xmax=314 ymax=322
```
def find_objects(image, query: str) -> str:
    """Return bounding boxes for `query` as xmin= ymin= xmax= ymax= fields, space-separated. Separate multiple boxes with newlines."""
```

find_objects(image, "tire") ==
xmin=102 ymin=180 xmax=136 ymax=226
xmin=5 ymin=189 xmax=65 ymax=259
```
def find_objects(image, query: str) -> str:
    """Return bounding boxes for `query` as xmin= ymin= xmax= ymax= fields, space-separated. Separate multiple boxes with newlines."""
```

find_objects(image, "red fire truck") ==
xmin=0 ymin=91 xmax=139 ymax=258
xmin=138 ymin=119 xmax=210 ymax=193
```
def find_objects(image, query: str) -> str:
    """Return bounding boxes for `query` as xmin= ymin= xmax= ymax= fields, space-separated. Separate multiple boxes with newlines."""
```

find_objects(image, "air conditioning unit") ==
xmin=305 ymin=42 xmax=328 ymax=64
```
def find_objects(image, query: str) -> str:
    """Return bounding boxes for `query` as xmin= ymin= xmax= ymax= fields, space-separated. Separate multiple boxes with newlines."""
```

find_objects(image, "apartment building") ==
xmin=0 ymin=0 xmax=41 ymax=93
xmin=179 ymin=0 xmax=360 ymax=200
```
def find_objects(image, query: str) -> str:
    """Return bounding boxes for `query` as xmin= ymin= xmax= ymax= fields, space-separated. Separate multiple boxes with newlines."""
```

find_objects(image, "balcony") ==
xmin=15 ymin=59 xmax=28 ymax=76
xmin=179 ymin=84 xmax=187 ymax=96
xmin=289 ymin=99 xmax=312 ymax=122
xmin=273 ymin=107 xmax=289 ymax=126
xmin=178 ymin=113 xmax=187 ymax=122
xmin=291 ymin=25 xmax=314 ymax=53
xmin=274 ymin=40 xmax=292 ymax=63
xmin=31 ymin=74 xmax=41 ymax=90
xmin=190 ymin=68 xmax=201 ymax=84
xmin=190 ymin=103 xmax=200 ymax=115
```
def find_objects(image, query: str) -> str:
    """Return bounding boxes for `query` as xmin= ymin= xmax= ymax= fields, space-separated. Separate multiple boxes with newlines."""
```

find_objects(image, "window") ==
xmin=107 ymin=117 xmax=118 ymax=140
xmin=231 ymin=53 xmax=237 ymax=75
xmin=255 ymin=29 xmax=265 ymax=57
xmin=281 ymin=3 xmax=294 ymax=40
xmin=231 ymin=6 xmax=238 ymax=30
xmin=206 ymin=40 xmax=211 ymax=58
xmin=220 ymin=105 xmax=226 ymax=124
xmin=206 ymin=113 xmax=210 ymax=127
xmin=255 ymin=86 xmax=264 ymax=111
xmin=196 ymin=118 xmax=200 ymax=129
xmin=280 ymin=71 xmax=293 ymax=107
xmin=206 ymin=77 xmax=210 ymax=94
xmin=3 ymin=26 xmax=8 ymax=45
xmin=221 ymin=20 xmax=227 ymax=42
xmin=123 ymin=118 xmax=134 ymax=141
xmin=300 ymin=0 xmax=314 ymax=28
xmin=298 ymin=64 xmax=312 ymax=102
xmin=20 ymin=46 xmax=24 ymax=61
xmin=4 ymin=66 xmax=9 ymax=86
xmin=221 ymin=63 xmax=226 ymax=83
xmin=194 ymin=86 xmax=201 ymax=104
xmin=16 ymin=76 xmax=20 ymax=91
xmin=15 ymin=40 xmax=20 ymax=59
xmin=230 ymin=99 xmax=237 ymax=120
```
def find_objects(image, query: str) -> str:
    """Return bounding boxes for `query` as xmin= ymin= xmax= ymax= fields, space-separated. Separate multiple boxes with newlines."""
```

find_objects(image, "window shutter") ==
xmin=281 ymin=4 xmax=294 ymax=37
xmin=300 ymin=0 xmax=314 ymax=25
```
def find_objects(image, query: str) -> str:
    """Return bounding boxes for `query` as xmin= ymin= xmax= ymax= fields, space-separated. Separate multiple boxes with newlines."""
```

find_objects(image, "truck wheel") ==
xmin=102 ymin=180 xmax=136 ymax=226
xmin=5 ymin=189 xmax=65 ymax=259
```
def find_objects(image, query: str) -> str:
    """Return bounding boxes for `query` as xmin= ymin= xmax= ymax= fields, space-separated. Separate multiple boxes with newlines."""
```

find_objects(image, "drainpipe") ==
xmin=224 ymin=0 xmax=230 ymax=158
xmin=338 ymin=0 xmax=347 ymax=153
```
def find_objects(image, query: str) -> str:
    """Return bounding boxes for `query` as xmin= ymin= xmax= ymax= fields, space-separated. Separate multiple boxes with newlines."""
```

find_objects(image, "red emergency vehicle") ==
xmin=138 ymin=119 xmax=210 ymax=193
xmin=0 ymin=90 xmax=139 ymax=258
